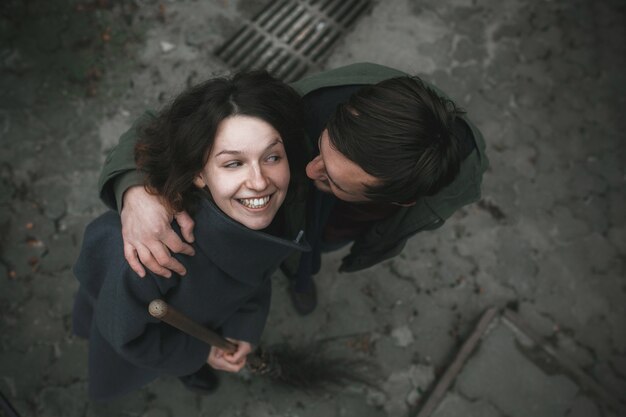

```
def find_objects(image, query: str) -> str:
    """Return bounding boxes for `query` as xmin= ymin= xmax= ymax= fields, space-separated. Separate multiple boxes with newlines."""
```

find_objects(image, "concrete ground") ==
xmin=0 ymin=0 xmax=624 ymax=416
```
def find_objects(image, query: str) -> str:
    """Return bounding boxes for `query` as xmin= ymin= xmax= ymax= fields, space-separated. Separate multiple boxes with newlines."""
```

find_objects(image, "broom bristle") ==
xmin=250 ymin=343 xmax=378 ymax=391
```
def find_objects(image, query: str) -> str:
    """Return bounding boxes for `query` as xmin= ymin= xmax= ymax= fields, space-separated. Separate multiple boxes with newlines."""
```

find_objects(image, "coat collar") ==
xmin=290 ymin=62 xmax=406 ymax=96
xmin=191 ymin=199 xmax=310 ymax=285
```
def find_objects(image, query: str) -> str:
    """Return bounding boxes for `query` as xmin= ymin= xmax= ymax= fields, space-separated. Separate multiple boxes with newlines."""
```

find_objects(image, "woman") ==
xmin=72 ymin=71 xmax=310 ymax=400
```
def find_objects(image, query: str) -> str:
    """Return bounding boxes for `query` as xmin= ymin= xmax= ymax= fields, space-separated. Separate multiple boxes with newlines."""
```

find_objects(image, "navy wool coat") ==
xmin=72 ymin=199 xmax=309 ymax=400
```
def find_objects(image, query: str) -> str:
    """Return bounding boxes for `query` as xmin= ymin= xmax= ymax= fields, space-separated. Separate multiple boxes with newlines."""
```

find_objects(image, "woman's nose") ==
xmin=305 ymin=155 xmax=327 ymax=181
xmin=246 ymin=165 xmax=270 ymax=190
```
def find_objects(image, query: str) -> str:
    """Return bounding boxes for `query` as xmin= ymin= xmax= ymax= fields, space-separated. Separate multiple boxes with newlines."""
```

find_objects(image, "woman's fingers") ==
xmin=229 ymin=341 xmax=253 ymax=363
xmin=208 ymin=347 xmax=246 ymax=372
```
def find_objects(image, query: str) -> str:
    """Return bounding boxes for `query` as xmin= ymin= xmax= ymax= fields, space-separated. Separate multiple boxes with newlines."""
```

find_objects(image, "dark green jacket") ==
xmin=289 ymin=63 xmax=489 ymax=272
xmin=98 ymin=62 xmax=488 ymax=273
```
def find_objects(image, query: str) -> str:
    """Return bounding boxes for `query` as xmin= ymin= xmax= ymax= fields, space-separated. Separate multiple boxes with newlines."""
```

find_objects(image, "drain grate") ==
xmin=215 ymin=0 xmax=373 ymax=82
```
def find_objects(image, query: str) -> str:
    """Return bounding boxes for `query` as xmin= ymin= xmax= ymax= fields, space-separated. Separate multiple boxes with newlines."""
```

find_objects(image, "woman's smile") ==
xmin=237 ymin=195 xmax=272 ymax=209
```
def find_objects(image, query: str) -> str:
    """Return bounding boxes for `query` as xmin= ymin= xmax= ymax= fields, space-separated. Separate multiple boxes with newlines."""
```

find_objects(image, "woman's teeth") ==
xmin=238 ymin=196 xmax=271 ymax=209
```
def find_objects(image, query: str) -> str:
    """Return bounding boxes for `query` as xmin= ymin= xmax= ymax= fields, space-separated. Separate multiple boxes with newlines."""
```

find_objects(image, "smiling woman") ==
xmin=195 ymin=116 xmax=290 ymax=230
xmin=71 ymin=71 xmax=310 ymax=400
xmin=135 ymin=72 xmax=308 ymax=216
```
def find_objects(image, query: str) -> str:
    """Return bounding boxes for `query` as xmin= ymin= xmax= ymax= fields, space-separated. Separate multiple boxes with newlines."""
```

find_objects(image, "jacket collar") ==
xmin=192 ymin=199 xmax=310 ymax=285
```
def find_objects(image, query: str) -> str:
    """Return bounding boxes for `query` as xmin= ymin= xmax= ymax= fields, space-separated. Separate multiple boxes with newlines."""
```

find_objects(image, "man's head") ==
xmin=306 ymin=76 xmax=465 ymax=204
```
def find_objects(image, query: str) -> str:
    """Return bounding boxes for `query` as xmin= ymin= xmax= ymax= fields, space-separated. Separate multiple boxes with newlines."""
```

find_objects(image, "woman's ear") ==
xmin=193 ymin=174 xmax=206 ymax=189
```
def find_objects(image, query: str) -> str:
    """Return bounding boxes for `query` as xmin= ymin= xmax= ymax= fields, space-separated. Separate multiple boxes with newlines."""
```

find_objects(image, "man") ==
xmin=98 ymin=62 xmax=488 ymax=315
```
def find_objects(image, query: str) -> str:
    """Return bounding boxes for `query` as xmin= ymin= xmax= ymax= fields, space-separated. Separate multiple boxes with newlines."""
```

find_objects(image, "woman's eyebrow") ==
xmin=264 ymin=139 xmax=283 ymax=151
xmin=214 ymin=139 xmax=283 ymax=158
xmin=214 ymin=149 xmax=241 ymax=157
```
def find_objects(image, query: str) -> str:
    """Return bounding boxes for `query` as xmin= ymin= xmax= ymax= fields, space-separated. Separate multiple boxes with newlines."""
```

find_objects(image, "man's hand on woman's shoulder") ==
xmin=120 ymin=186 xmax=196 ymax=278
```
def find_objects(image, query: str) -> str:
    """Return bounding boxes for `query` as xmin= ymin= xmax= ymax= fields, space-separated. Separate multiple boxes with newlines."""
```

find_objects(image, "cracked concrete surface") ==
xmin=0 ymin=0 xmax=624 ymax=416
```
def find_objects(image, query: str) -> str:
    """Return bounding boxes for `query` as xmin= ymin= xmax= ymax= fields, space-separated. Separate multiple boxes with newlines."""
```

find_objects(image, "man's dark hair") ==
xmin=135 ymin=71 xmax=307 ymax=213
xmin=326 ymin=76 xmax=465 ymax=203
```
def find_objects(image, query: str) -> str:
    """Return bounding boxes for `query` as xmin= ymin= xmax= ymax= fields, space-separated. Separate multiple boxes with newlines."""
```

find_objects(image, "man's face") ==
xmin=305 ymin=129 xmax=380 ymax=203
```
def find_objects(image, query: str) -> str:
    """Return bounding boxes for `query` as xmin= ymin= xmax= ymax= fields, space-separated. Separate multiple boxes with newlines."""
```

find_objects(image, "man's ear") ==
xmin=193 ymin=175 xmax=206 ymax=189
xmin=392 ymin=200 xmax=417 ymax=207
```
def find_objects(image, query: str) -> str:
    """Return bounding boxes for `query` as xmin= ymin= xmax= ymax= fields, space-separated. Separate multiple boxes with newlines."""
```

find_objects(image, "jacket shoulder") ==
xmin=97 ymin=110 xmax=157 ymax=209
xmin=291 ymin=63 xmax=408 ymax=96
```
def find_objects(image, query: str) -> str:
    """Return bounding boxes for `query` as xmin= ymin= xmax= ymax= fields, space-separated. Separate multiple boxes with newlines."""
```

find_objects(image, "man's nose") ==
xmin=246 ymin=165 xmax=270 ymax=190
xmin=305 ymin=155 xmax=327 ymax=181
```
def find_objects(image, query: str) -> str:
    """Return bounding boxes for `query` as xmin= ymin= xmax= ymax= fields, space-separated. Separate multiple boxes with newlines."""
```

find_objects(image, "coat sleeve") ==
xmin=219 ymin=279 xmax=272 ymax=346
xmin=94 ymin=266 xmax=210 ymax=377
xmin=290 ymin=62 xmax=407 ymax=96
xmin=340 ymin=236 xmax=410 ymax=273
xmin=98 ymin=111 xmax=156 ymax=211
xmin=340 ymin=201 xmax=444 ymax=273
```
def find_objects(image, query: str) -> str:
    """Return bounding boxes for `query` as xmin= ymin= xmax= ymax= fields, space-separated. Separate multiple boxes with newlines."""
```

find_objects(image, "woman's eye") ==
xmin=266 ymin=155 xmax=281 ymax=163
xmin=224 ymin=161 xmax=242 ymax=168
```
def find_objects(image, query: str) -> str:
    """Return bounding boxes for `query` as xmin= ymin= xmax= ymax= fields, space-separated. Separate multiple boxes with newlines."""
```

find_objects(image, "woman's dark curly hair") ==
xmin=135 ymin=71 xmax=307 ymax=214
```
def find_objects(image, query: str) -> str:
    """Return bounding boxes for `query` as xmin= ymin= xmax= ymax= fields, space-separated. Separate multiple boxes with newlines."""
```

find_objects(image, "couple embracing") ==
xmin=73 ymin=63 xmax=488 ymax=400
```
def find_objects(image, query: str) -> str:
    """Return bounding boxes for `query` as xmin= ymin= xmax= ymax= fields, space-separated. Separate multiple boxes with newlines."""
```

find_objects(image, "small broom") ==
xmin=148 ymin=299 xmax=376 ymax=391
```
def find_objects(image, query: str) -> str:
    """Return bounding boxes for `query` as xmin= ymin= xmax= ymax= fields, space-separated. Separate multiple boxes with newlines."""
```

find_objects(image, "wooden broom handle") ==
xmin=148 ymin=299 xmax=237 ymax=354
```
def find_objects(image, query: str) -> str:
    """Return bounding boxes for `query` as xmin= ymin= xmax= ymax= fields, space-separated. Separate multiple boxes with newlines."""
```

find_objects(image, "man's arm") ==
xmin=98 ymin=111 xmax=155 ymax=211
xmin=98 ymin=111 xmax=195 ymax=277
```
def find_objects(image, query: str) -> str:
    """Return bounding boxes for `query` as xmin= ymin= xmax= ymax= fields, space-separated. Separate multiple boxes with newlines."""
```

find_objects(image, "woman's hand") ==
xmin=120 ymin=186 xmax=196 ymax=278
xmin=207 ymin=339 xmax=253 ymax=373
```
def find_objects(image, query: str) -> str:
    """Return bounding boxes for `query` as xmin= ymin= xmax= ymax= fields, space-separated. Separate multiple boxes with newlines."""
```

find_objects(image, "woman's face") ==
xmin=194 ymin=115 xmax=290 ymax=230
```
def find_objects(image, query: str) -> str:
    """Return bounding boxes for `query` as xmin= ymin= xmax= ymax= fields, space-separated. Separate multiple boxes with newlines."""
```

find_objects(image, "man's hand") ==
xmin=207 ymin=339 xmax=253 ymax=373
xmin=121 ymin=186 xmax=196 ymax=278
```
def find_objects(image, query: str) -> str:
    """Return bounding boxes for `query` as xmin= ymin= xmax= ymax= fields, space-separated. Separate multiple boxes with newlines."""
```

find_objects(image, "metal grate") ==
xmin=215 ymin=0 xmax=373 ymax=82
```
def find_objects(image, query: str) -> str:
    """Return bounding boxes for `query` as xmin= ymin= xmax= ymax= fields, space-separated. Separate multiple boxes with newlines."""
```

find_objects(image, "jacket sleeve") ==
xmin=340 ymin=237 xmax=411 ymax=273
xmin=98 ymin=111 xmax=156 ymax=211
xmin=94 ymin=266 xmax=210 ymax=376
xmin=290 ymin=62 xmax=407 ymax=96
xmin=340 ymin=201 xmax=444 ymax=273
xmin=219 ymin=279 xmax=272 ymax=346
